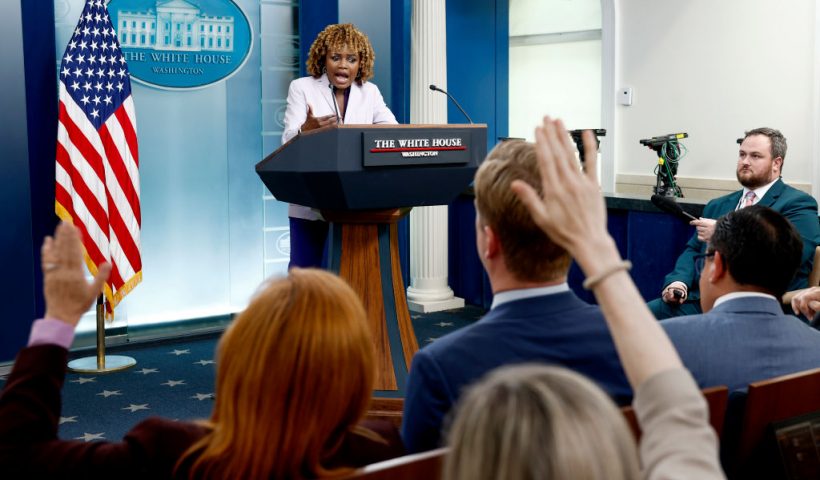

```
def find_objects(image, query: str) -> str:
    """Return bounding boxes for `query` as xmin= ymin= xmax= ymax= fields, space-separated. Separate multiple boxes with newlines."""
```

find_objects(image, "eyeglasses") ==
xmin=694 ymin=251 xmax=716 ymax=277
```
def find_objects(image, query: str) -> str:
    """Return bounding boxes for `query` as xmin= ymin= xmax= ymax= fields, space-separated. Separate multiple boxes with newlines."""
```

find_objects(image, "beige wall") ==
xmin=611 ymin=0 xmax=818 ymax=198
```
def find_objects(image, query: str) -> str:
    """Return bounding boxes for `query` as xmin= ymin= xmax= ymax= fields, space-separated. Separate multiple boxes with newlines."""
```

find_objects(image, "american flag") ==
xmin=55 ymin=0 xmax=141 ymax=315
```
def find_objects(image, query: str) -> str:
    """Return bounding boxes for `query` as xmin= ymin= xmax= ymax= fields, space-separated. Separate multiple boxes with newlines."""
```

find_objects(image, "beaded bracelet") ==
xmin=582 ymin=260 xmax=633 ymax=290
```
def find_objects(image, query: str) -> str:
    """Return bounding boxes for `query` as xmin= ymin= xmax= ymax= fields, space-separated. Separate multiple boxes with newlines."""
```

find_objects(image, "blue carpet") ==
xmin=59 ymin=337 xmax=219 ymax=442
xmin=410 ymin=305 xmax=484 ymax=346
xmin=0 ymin=305 xmax=485 ymax=442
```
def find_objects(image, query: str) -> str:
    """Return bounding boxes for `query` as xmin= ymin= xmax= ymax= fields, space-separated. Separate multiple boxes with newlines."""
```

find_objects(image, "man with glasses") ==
xmin=660 ymin=206 xmax=820 ymax=392
xmin=648 ymin=127 xmax=820 ymax=319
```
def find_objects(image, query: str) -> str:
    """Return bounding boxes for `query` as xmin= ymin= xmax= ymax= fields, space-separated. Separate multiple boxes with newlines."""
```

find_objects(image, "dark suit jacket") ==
xmin=663 ymin=178 xmax=820 ymax=300
xmin=0 ymin=345 xmax=403 ymax=479
xmin=400 ymin=291 xmax=631 ymax=453
xmin=662 ymin=296 xmax=820 ymax=392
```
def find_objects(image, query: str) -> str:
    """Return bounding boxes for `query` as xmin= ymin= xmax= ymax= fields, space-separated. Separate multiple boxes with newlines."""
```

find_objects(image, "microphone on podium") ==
xmin=650 ymin=194 xmax=698 ymax=222
xmin=429 ymin=84 xmax=474 ymax=124
xmin=329 ymin=83 xmax=341 ymax=125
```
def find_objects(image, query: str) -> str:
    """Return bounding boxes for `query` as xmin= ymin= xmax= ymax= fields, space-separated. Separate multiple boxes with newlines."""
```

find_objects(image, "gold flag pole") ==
xmin=67 ymin=294 xmax=136 ymax=373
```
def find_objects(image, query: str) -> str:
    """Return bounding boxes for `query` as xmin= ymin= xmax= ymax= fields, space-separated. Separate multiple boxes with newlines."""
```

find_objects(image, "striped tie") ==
xmin=742 ymin=191 xmax=756 ymax=208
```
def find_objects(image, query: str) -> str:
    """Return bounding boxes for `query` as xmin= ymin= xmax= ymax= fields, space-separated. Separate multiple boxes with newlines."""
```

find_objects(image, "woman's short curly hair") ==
xmin=306 ymin=23 xmax=375 ymax=84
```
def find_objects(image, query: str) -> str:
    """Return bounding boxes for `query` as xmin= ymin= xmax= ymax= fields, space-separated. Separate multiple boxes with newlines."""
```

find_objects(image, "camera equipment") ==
xmin=569 ymin=129 xmax=606 ymax=161
xmin=639 ymin=132 xmax=688 ymax=197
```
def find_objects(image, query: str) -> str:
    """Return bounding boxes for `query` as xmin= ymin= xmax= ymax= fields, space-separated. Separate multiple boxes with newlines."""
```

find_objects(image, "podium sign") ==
xmin=363 ymin=129 xmax=472 ymax=167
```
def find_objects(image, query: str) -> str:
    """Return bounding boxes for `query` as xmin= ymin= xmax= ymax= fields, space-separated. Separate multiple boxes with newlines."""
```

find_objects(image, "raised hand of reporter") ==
xmin=510 ymin=117 xmax=614 ymax=270
xmin=511 ymin=115 xmax=685 ymax=385
xmin=42 ymin=222 xmax=111 ymax=327
xmin=300 ymin=104 xmax=337 ymax=132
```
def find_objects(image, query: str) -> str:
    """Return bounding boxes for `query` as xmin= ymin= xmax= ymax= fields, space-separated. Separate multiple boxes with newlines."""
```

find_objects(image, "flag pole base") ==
xmin=66 ymin=295 xmax=136 ymax=374
xmin=67 ymin=355 xmax=136 ymax=374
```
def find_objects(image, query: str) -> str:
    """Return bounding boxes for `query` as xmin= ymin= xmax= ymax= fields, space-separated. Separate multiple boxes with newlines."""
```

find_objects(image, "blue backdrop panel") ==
xmin=449 ymin=195 xmax=489 ymax=307
xmin=568 ymin=210 xmax=631 ymax=305
xmin=445 ymin=0 xmax=508 ymax=149
xmin=299 ymin=1 xmax=338 ymax=77
xmin=0 ymin=1 xmax=36 ymax=361
xmin=445 ymin=0 xmax=508 ymax=303
xmin=0 ymin=0 xmax=58 ymax=361
xmin=22 ymin=0 xmax=59 ymax=323
xmin=626 ymin=211 xmax=697 ymax=301
xmin=390 ymin=0 xmax=411 ymax=124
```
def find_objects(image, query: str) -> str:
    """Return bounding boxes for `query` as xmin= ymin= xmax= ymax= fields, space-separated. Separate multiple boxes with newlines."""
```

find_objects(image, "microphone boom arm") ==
xmin=429 ymin=84 xmax=474 ymax=124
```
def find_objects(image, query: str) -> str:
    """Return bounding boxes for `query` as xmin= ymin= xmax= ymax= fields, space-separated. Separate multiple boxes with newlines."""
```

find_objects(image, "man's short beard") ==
xmin=737 ymin=171 xmax=773 ymax=190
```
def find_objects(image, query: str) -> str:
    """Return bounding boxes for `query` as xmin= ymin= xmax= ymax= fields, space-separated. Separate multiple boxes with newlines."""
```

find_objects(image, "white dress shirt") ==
xmin=490 ymin=283 xmax=570 ymax=310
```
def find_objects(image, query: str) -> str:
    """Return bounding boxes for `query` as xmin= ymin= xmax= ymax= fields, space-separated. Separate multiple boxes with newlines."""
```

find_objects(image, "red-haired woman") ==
xmin=281 ymin=23 xmax=397 ymax=269
xmin=0 ymin=223 xmax=403 ymax=478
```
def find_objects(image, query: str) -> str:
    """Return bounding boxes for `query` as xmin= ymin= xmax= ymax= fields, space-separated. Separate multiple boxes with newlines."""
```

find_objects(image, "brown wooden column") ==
xmin=324 ymin=208 xmax=419 ymax=395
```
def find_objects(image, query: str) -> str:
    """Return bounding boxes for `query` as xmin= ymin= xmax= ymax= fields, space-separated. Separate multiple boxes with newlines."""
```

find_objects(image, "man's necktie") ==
xmin=742 ymin=191 xmax=756 ymax=208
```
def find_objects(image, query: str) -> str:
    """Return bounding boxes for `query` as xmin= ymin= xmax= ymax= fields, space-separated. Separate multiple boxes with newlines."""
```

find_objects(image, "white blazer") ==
xmin=281 ymin=74 xmax=398 ymax=220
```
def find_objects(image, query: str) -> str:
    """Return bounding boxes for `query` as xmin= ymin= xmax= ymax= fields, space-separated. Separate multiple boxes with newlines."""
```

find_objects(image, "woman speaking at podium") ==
xmin=282 ymin=23 xmax=397 ymax=268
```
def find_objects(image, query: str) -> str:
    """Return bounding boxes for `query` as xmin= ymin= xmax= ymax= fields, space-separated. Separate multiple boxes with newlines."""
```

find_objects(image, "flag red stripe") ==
xmin=59 ymin=102 xmax=106 ymax=184
xmin=56 ymin=141 xmax=110 ymax=237
xmin=57 ymin=103 xmax=127 ymax=289
xmin=114 ymin=107 xmax=139 ymax=167
xmin=99 ymin=123 xmax=142 ymax=226
xmin=56 ymin=184 xmax=119 ymax=286
xmin=105 ymin=190 xmax=143 ymax=273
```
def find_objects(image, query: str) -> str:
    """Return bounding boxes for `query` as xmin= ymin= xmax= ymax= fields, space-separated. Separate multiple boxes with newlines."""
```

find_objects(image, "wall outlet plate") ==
xmin=619 ymin=87 xmax=633 ymax=106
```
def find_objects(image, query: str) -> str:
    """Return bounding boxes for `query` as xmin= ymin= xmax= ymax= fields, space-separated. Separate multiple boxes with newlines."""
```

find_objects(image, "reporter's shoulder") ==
xmin=416 ymin=328 xmax=464 ymax=356
xmin=659 ymin=314 xmax=706 ymax=334
xmin=705 ymin=189 xmax=740 ymax=208
xmin=782 ymin=183 xmax=818 ymax=206
xmin=414 ymin=322 xmax=482 ymax=362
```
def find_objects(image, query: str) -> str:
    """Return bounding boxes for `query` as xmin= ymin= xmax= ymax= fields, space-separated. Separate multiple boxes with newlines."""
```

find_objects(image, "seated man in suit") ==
xmin=400 ymin=140 xmax=631 ymax=453
xmin=649 ymin=127 xmax=820 ymax=319
xmin=662 ymin=206 xmax=820 ymax=392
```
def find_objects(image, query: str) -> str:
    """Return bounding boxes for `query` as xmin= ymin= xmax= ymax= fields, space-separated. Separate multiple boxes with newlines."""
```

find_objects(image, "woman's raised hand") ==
xmin=510 ymin=117 xmax=611 ymax=268
xmin=42 ymin=223 xmax=110 ymax=327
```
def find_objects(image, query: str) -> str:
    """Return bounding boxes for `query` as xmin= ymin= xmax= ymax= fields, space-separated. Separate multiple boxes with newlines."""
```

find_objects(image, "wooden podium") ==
xmin=256 ymin=124 xmax=487 ymax=396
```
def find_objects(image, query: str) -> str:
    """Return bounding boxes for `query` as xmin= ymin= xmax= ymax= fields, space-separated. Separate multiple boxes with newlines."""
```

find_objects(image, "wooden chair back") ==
xmin=340 ymin=448 xmax=447 ymax=480
xmin=366 ymin=397 xmax=404 ymax=429
xmin=729 ymin=367 xmax=820 ymax=477
xmin=620 ymin=385 xmax=728 ymax=441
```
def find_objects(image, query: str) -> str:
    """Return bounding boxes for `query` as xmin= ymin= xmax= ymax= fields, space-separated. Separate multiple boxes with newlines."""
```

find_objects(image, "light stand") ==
xmin=640 ymin=133 xmax=689 ymax=197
